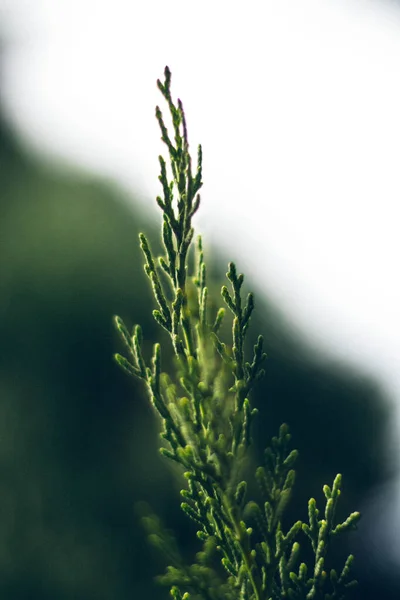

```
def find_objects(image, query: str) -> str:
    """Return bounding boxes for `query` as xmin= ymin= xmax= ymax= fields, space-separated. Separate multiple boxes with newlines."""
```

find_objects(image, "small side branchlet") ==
xmin=114 ymin=67 xmax=360 ymax=600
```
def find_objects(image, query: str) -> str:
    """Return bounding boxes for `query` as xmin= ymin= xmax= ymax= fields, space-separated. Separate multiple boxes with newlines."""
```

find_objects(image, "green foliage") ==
xmin=114 ymin=67 xmax=360 ymax=600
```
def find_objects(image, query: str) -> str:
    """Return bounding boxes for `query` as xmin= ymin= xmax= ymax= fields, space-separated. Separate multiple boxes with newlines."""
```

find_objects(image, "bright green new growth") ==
xmin=114 ymin=67 xmax=360 ymax=600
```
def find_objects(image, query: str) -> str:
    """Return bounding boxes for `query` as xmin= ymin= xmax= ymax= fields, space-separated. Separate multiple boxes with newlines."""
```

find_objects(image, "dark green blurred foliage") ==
xmin=0 ymin=114 xmax=169 ymax=599
xmin=0 ymin=103 xmax=397 ymax=599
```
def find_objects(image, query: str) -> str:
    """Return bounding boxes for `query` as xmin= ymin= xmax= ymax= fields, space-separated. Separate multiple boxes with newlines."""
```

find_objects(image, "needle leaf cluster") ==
xmin=114 ymin=67 xmax=360 ymax=600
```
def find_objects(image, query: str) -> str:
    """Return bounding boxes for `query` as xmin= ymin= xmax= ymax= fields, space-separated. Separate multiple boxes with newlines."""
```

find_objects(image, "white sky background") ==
xmin=2 ymin=0 xmax=400 ymax=567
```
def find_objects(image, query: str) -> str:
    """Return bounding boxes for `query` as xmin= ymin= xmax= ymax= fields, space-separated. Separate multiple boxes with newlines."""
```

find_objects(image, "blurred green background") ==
xmin=0 ymin=76 xmax=398 ymax=599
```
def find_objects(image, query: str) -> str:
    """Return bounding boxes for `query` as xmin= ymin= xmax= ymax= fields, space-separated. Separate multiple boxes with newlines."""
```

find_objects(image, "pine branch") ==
xmin=113 ymin=66 xmax=360 ymax=600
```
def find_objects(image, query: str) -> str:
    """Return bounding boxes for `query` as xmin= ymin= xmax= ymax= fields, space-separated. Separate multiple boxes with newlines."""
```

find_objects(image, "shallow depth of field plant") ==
xmin=114 ymin=67 xmax=361 ymax=600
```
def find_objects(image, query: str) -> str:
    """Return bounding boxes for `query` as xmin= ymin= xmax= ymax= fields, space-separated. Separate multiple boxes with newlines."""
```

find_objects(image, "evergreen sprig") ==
xmin=114 ymin=66 xmax=360 ymax=600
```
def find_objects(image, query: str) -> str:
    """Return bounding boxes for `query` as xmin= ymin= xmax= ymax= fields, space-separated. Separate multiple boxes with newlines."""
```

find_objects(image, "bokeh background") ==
xmin=0 ymin=0 xmax=400 ymax=598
